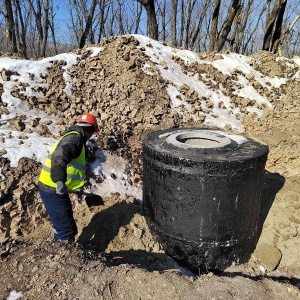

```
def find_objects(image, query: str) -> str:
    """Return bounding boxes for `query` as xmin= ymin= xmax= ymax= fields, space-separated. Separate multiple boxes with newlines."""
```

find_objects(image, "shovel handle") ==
xmin=68 ymin=189 xmax=93 ymax=196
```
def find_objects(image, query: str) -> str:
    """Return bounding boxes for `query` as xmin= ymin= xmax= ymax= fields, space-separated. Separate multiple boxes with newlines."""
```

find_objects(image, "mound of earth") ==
xmin=0 ymin=35 xmax=300 ymax=299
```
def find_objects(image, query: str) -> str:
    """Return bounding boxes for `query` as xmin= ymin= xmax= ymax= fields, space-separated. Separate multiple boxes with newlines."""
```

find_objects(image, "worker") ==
xmin=38 ymin=113 xmax=100 ymax=243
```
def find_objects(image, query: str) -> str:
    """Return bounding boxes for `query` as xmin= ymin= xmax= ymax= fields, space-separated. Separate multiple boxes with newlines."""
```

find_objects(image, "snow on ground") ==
xmin=0 ymin=35 xmax=294 ymax=200
xmin=134 ymin=35 xmax=289 ymax=131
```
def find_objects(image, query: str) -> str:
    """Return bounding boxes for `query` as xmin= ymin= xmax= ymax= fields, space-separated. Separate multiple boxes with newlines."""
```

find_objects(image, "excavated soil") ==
xmin=0 ymin=36 xmax=300 ymax=299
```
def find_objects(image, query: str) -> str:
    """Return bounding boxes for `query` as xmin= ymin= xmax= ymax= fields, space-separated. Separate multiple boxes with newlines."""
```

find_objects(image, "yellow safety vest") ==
xmin=39 ymin=131 xmax=86 ymax=190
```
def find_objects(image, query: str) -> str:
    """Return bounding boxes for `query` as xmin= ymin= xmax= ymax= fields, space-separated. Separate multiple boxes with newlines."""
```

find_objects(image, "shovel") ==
xmin=69 ymin=189 xmax=104 ymax=207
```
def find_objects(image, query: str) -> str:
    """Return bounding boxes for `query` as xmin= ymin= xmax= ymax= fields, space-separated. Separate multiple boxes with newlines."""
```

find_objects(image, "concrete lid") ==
xmin=166 ymin=130 xmax=232 ymax=149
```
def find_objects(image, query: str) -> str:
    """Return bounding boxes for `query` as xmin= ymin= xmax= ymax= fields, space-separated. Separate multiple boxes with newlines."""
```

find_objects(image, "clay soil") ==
xmin=0 ymin=36 xmax=300 ymax=299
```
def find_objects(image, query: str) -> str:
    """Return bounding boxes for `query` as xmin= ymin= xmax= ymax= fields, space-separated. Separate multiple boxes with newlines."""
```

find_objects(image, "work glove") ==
xmin=75 ymin=188 xmax=84 ymax=196
xmin=56 ymin=181 xmax=68 ymax=198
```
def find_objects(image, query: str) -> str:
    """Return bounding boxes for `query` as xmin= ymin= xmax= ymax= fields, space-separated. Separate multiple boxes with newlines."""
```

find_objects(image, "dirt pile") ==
xmin=0 ymin=35 xmax=300 ymax=299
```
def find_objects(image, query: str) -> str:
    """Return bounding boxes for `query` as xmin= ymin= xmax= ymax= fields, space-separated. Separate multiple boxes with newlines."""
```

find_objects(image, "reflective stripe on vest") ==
xmin=38 ymin=131 xmax=86 ymax=190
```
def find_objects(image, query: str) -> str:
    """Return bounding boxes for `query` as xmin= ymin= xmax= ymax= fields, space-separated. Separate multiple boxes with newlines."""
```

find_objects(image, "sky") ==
xmin=1 ymin=35 xmax=300 ymax=299
xmin=1 ymin=34 xmax=300 ymax=202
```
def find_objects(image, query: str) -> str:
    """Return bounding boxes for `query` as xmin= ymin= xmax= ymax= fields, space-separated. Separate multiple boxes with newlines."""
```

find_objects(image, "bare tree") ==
xmin=13 ymin=0 xmax=28 ymax=58
xmin=137 ymin=0 xmax=158 ymax=40
xmin=270 ymin=0 xmax=287 ymax=52
xmin=41 ymin=0 xmax=49 ymax=56
xmin=171 ymin=0 xmax=178 ymax=47
xmin=48 ymin=2 xmax=58 ymax=55
xmin=1 ymin=0 xmax=299 ymax=58
xmin=209 ymin=0 xmax=241 ymax=52
xmin=4 ymin=0 xmax=18 ymax=53
xmin=116 ymin=0 xmax=125 ymax=35
xmin=159 ymin=0 xmax=167 ymax=41
xmin=66 ymin=0 xmax=100 ymax=47
xmin=67 ymin=0 xmax=121 ymax=47
xmin=209 ymin=0 xmax=221 ymax=51
xmin=263 ymin=0 xmax=287 ymax=52
xmin=184 ymin=0 xmax=197 ymax=48
xmin=189 ymin=1 xmax=210 ymax=50
xmin=230 ymin=0 xmax=254 ymax=53
xmin=178 ymin=0 xmax=185 ymax=46
xmin=241 ymin=2 xmax=265 ymax=54
xmin=133 ymin=2 xmax=143 ymax=34
xmin=95 ymin=0 xmax=111 ymax=43
xmin=27 ymin=0 xmax=51 ymax=57
xmin=113 ymin=1 xmax=143 ymax=35
xmin=274 ymin=13 xmax=300 ymax=55
xmin=215 ymin=0 xmax=241 ymax=51
xmin=79 ymin=0 xmax=98 ymax=48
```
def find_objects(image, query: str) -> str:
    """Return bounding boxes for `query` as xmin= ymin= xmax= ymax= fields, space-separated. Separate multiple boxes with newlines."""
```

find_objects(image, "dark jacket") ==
xmin=39 ymin=125 xmax=87 ymax=192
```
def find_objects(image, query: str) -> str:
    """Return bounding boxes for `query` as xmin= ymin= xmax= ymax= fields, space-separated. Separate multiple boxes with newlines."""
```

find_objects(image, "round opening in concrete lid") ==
xmin=166 ymin=130 xmax=232 ymax=149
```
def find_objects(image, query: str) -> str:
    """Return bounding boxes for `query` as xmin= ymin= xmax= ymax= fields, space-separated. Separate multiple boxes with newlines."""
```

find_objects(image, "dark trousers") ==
xmin=39 ymin=187 xmax=77 ymax=242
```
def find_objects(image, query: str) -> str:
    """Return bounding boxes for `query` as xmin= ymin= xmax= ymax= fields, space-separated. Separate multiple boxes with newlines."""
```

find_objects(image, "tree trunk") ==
xmin=270 ymin=0 xmax=287 ymax=53
xmin=232 ymin=0 xmax=254 ymax=53
xmin=48 ymin=2 xmax=58 ymax=55
xmin=273 ymin=14 xmax=300 ymax=55
xmin=209 ymin=0 xmax=221 ymax=51
xmin=27 ymin=0 xmax=51 ymax=57
xmin=134 ymin=3 xmax=143 ymax=34
xmin=190 ymin=1 xmax=210 ymax=50
xmin=13 ymin=0 xmax=28 ymax=58
xmin=161 ymin=0 xmax=167 ymax=41
xmin=29 ymin=0 xmax=43 ymax=57
xmin=137 ymin=0 xmax=158 ymax=40
xmin=4 ymin=0 xmax=18 ymax=53
xmin=117 ymin=0 xmax=125 ymax=35
xmin=79 ymin=0 xmax=98 ymax=48
xmin=184 ymin=0 xmax=197 ymax=48
xmin=96 ymin=0 xmax=108 ymax=43
xmin=179 ymin=0 xmax=185 ymax=47
xmin=215 ymin=0 xmax=241 ymax=52
xmin=262 ymin=0 xmax=287 ymax=51
xmin=242 ymin=5 xmax=265 ymax=54
xmin=40 ymin=0 xmax=49 ymax=57
xmin=171 ymin=0 xmax=178 ymax=47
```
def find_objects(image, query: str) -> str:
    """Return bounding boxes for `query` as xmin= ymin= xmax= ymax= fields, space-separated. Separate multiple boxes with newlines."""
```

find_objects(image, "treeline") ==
xmin=0 ymin=0 xmax=299 ymax=59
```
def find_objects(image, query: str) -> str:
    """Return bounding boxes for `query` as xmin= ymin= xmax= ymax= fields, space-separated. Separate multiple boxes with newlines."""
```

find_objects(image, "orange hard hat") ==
xmin=78 ymin=113 xmax=99 ymax=133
